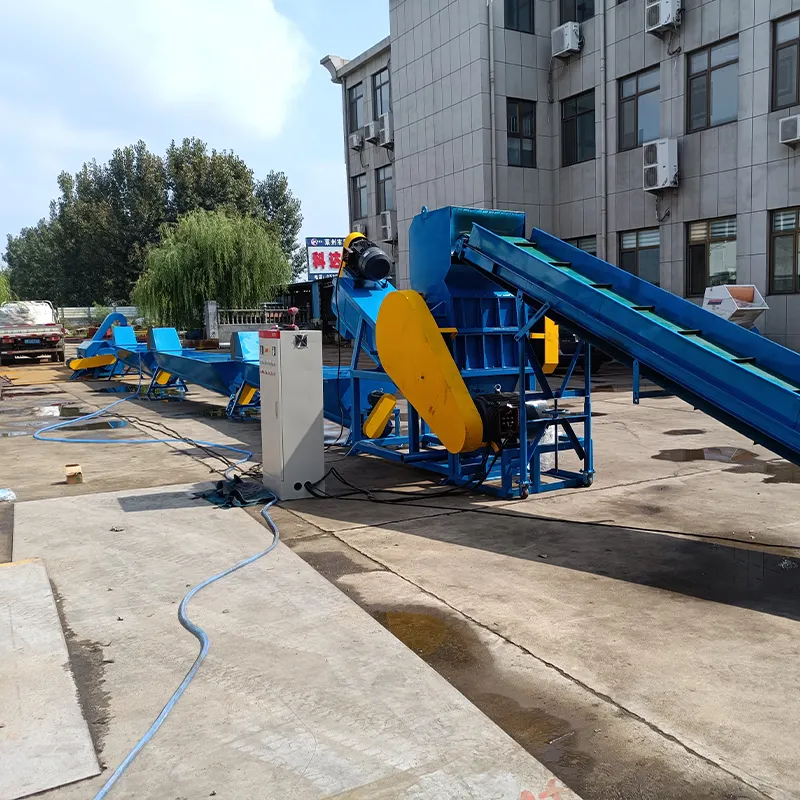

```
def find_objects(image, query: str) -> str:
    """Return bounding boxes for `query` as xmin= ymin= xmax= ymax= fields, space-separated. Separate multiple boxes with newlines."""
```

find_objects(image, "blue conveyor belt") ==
xmin=457 ymin=223 xmax=800 ymax=466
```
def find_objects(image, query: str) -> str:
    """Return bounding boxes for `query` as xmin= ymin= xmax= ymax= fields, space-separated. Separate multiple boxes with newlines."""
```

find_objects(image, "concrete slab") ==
xmin=0 ymin=558 xmax=100 ymax=799
xmin=12 ymin=484 xmax=578 ymax=800
xmin=327 ymin=512 xmax=800 ymax=800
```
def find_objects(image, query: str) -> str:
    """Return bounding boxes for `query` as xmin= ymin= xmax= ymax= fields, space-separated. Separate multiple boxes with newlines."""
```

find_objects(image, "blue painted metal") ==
xmin=75 ymin=312 xmax=129 ymax=359
xmin=329 ymin=207 xmax=593 ymax=498
xmin=457 ymin=221 xmax=800 ymax=466
xmin=408 ymin=206 xmax=539 ymax=394
xmin=71 ymin=313 xmax=132 ymax=379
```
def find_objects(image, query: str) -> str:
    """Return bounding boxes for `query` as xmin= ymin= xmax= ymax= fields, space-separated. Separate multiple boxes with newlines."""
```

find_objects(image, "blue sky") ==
xmin=0 ymin=0 xmax=388 ymax=253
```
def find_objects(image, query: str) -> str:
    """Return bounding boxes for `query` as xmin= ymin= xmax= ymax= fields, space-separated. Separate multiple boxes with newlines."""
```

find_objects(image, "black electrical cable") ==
xmin=306 ymin=439 xmax=509 ymax=505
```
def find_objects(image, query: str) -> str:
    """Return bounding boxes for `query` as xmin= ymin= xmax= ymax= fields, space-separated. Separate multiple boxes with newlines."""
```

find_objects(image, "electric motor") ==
xmin=343 ymin=235 xmax=392 ymax=282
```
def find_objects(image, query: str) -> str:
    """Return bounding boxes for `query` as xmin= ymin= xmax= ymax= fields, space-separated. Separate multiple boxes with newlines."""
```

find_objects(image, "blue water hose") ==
xmin=92 ymin=500 xmax=280 ymax=799
xmin=32 ymin=381 xmax=281 ymax=797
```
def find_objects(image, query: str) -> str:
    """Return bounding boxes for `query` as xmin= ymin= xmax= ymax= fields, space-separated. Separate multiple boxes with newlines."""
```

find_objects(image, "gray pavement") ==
xmin=12 ymin=485 xmax=575 ymax=800
xmin=1 ymin=360 xmax=798 ymax=799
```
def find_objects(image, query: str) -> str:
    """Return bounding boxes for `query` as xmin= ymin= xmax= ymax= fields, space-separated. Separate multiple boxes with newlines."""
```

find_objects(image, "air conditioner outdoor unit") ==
xmin=352 ymin=222 xmax=367 ymax=235
xmin=645 ymin=0 xmax=682 ymax=35
xmin=779 ymin=115 xmax=800 ymax=146
xmin=348 ymin=132 xmax=364 ymax=152
xmin=365 ymin=120 xmax=380 ymax=144
xmin=643 ymin=138 xmax=679 ymax=193
xmin=378 ymin=113 xmax=394 ymax=148
xmin=551 ymin=22 xmax=581 ymax=59
xmin=379 ymin=211 xmax=394 ymax=242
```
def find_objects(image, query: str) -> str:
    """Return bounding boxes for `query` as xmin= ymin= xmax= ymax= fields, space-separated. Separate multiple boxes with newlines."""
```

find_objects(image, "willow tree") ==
xmin=134 ymin=209 xmax=290 ymax=329
xmin=0 ymin=272 xmax=13 ymax=304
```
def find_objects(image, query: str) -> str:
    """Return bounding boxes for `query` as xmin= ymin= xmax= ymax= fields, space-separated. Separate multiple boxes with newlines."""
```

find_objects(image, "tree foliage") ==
xmin=4 ymin=139 xmax=305 ymax=305
xmin=133 ymin=210 xmax=290 ymax=330
xmin=0 ymin=271 xmax=13 ymax=304
xmin=254 ymin=171 xmax=305 ymax=278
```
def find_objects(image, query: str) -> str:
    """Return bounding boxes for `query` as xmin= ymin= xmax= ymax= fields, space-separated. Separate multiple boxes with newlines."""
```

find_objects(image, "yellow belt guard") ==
xmin=376 ymin=291 xmax=484 ymax=454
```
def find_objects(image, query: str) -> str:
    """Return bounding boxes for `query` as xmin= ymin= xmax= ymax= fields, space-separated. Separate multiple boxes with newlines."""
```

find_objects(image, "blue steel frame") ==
xmin=343 ymin=302 xmax=594 ymax=499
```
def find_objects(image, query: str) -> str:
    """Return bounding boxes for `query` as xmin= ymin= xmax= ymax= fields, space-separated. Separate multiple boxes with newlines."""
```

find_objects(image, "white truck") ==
xmin=0 ymin=301 xmax=66 ymax=365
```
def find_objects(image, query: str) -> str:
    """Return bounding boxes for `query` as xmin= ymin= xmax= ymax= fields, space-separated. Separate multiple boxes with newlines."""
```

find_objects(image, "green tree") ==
xmin=166 ymin=138 xmax=256 ymax=221
xmin=133 ymin=209 xmax=290 ymax=329
xmin=4 ymin=138 xmax=305 ymax=303
xmin=5 ymin=219 xmax=64 ymax=304
xmin=254 ymin=171 xmax=305 ymax=279
xmin=0 ymin=271 xmax=13 ymax=303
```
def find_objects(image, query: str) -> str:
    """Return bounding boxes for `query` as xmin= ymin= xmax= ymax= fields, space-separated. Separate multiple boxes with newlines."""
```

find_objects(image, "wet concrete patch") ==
xmin=51 ymin=581 xmax=111 ymax=762
xmin=663 ymin=428 xmax=707 ymax=436
xmin=653 ymin=448 xmax=800 ymax=484
xmin=653 ymin=447 xmax=758 ymax=464
xmin=372 ymin=606 xmax=595 ymax=792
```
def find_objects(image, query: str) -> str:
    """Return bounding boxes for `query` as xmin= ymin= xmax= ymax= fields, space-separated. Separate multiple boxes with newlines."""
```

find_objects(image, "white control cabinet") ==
xmin=259 ymin=330 xmax=325 ymax=499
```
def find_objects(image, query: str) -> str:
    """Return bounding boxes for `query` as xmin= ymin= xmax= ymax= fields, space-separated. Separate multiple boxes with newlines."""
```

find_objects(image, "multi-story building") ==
xmin=322 ymin=38 xmax=398 ymax=280
xmin=324 ymin=0 xmax=800 ymax=349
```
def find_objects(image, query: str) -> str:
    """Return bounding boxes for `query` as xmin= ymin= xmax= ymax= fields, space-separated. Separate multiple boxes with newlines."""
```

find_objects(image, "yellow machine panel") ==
xmin=530 ymin=317 xmax=559 ymax=374
xmin=363 ymin=393 xmax=397 ymax=439
xmin=376 ymin=290 xmax=484 ymax=454
xmin=67 ymin=354 xmax=117 ymax=371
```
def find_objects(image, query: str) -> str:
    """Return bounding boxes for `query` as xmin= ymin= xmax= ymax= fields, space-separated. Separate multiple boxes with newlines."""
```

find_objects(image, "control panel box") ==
xmin=259 ymin=330 xmax=325 ymax=500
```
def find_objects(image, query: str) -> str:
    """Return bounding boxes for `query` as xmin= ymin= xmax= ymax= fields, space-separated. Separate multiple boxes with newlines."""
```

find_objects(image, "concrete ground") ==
xmin=1 ymin=351 xmax=799 ymax=799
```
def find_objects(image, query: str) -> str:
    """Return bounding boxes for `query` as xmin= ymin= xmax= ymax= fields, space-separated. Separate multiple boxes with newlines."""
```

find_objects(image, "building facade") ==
xmin=325 ymin=0 xmax=800 ymax=349
xmin=322 ymin=39 xmax=398 ymax=279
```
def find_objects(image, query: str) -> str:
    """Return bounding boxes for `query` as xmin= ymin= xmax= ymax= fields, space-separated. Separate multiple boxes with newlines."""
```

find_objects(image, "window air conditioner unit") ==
xmin=779 ymin=115 xmax=800 ymax=146
xmin=645 ymin=0 xmax=682 ymax=35
xmin=643 ymin=138 xmax=679 ymax=193
xmin=365 ymin=120 xmax=380 ymax=144
xmin=551 ymin=22 xmax=581 ymax=59
xmin=352 ymin=222 xmax=367 ymax=235
xmin=380 ymin=211 xmax=394 ymax=242
xmin=378 ymin=113 xmax=394 ymax=148
xmin=348 ymin=132 xmax=364 ymax=152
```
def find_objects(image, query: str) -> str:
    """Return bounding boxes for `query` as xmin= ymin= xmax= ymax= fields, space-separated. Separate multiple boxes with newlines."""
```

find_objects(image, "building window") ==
xmin=505 ymin=0 xmax=533 ymax=33
xmin=686 ymin=218 xmax=737 ymax=296
xmin=770 ymin=209 xmax=800 ymax=293
xmin=620 ymin=229 xmax=661 ymax=286
xmin=372 ymin=68 xmax=391 ymax=119
xmin=619 ymin=67 xmax=660 ymax=151
xmin=687 ymin=38 xmax=739 ymax=132
xmin=565 ymin=236 xmax=597 ymax=255
xmin=507 ymin=99 xmax=536 ymax=167
xmin=376 ymin=166 xmax=394 ymax=213
xmin=774 ymin=14 xmax=800 ymax=110
xmin=352 ymin=174 xmax=367 ymax=219
xmin=348 ymin=83 xmax=364 ymax=133
xmin=562 ymin=90 xmax=596 ymax=166
xmin=560 ymin=0 xmax=594 ymax=23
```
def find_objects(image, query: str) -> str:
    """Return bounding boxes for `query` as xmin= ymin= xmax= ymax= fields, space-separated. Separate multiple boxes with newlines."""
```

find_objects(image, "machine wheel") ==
xmin=58 ymin=349 xmax=66 ymax=362
xmin=582 ymin=473 xmax=594 ymax=487
xmin=519 ymin=487 xmax=529 ymax=499
xmin=0 ymin=355 xmax=12 ymax=367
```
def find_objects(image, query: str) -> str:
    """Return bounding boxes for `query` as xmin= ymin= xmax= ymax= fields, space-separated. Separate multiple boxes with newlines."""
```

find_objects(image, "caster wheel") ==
xmin=519 ymin=488 xmax=529 ymax=499
xmin=582 ymin=474 xmax=594 ymax=487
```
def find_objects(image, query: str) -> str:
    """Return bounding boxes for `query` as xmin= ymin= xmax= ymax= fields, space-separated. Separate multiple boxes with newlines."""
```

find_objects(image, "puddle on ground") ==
xmin=372 ymin=608 xmax=594 ymax=791
xmin=0 ymin=404 xmax=128 ymax=434
xmin=653 ymin=447 xmax=757 ymax=464
xmin=96 ymin=385 xmax=138 ymax=394
xmin=663 ymin=428 xmax=707 ymax=436
xmin=653 ymin=448 xmax=800 ymax=484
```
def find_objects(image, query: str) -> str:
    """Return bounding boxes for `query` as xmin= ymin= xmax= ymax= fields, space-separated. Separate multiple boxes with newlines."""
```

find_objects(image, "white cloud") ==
xmin=6 ymin=0 xmax=311 ymax=140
